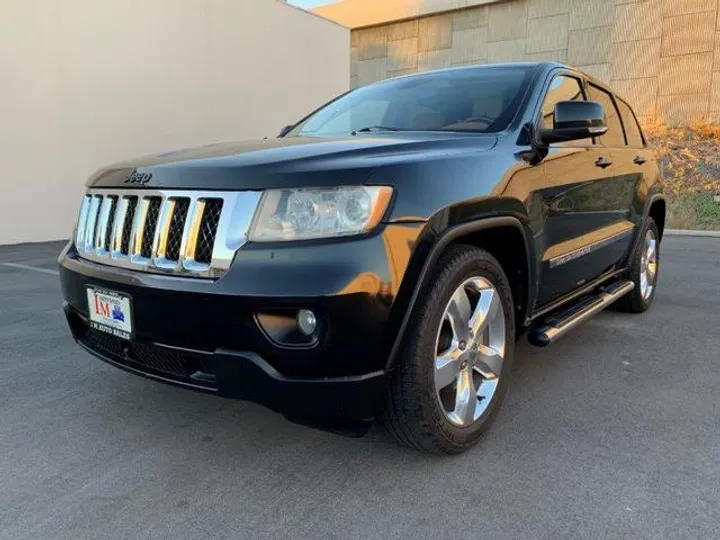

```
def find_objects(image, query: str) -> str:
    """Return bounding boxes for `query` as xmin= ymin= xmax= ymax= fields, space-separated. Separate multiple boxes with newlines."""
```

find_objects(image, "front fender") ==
xmin=381 ymin=214 xmax=535 ymax=370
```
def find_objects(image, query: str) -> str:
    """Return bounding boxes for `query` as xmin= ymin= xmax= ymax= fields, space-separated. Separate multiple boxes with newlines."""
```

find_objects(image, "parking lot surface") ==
xmin=1 ymin=237 xmax=719 ymax=540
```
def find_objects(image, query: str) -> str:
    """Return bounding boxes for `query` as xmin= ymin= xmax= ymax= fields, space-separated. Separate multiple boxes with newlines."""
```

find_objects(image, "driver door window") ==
xmin=540 ymin=75 xmax=593 ymax=147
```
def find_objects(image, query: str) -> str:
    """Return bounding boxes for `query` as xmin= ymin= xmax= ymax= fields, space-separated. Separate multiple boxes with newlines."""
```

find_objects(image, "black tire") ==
xmin=380 ymin=245 xmax=515 ymax=455
xmin=614 ymin=218 xmax=660 ymax=313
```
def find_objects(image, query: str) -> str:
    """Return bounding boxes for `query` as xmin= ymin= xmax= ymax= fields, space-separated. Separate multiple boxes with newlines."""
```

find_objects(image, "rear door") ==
xmin=615 ymin=97 xmax=655 ymax=229
xmin=535 ymin=76 xmax=636 ymax=306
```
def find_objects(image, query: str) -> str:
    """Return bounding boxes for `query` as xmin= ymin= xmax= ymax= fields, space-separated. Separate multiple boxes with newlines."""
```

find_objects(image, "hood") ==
xmin=87 ymin=133 xmax=498 ymax=190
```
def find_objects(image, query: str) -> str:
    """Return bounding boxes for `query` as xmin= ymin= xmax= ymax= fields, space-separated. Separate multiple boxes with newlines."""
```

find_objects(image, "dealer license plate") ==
xmin=86 ymin=287 xmax=133 ymax=340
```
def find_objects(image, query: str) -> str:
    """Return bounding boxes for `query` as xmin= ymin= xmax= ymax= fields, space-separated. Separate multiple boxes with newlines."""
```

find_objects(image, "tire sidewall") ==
xmin=635 ymin=219 xmax=660 ymax=311
xmin=415 ymin=248 xmax=516 ymax=449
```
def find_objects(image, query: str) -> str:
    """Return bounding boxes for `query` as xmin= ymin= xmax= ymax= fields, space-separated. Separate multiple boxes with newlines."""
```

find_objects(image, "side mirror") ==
xmin=278 ymin=125 xmax=294 ymax=137
xmin=540 ymin=100 xmax=607 ymax=145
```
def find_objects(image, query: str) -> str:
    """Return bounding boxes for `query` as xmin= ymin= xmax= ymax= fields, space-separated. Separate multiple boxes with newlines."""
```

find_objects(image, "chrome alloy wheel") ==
xmin=434 ymin=277 xmax=506 ymax=427
xmin=640 ymin=229 xmax=658 ymax=300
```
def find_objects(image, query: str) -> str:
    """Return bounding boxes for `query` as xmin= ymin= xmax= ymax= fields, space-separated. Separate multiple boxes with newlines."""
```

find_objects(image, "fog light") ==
xmin=297 ymin=309 xmax=317 ymax=336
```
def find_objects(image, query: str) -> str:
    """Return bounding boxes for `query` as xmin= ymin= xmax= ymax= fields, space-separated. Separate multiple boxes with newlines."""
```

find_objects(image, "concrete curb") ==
xmin=666 ymin=229 xmax=720 ymax=238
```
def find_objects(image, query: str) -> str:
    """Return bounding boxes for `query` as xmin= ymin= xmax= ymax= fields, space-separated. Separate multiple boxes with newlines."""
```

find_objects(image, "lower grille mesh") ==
xmin=80 ymin=329 xmax=216 ymax=387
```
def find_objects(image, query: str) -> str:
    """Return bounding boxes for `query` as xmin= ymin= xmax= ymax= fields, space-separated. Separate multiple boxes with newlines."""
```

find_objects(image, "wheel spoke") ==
xmin=470 ymin=288 xmax=500 ymax=336
xmin=476 ymin=378 xmax=499 ymax=417
xmin=646 ymin=239 xmax=656 ymax=262
xmin=446 ymin=287 xmax=471 ymax=342
xmin=452 ymin=366 xmax=476 ymax=426
xmin=648 ymin=259 xmax=657 ymax=277
xmin=435 ymin=348 xmax=462 ymax=390
xmin=474 ymin=344 xmax=503 ymax=379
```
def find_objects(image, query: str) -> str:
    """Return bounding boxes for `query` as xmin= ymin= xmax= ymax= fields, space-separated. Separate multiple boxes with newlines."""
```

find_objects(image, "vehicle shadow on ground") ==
xmin=90 ymin=324 xmax=597 ymax=464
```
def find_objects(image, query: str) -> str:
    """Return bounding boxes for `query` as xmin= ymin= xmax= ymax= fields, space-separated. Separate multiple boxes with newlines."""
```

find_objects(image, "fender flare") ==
xmin=626 ymin=193 xmax=667 ymax=265
xmin=645 ymin=193 xmax=667 ymax=236
xmin=384 ymin=215 xmax=536 ymax=370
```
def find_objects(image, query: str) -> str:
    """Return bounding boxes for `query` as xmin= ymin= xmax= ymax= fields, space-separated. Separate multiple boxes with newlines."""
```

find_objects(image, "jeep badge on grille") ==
xmin=124 ymin=170 xmax=152 ymax=185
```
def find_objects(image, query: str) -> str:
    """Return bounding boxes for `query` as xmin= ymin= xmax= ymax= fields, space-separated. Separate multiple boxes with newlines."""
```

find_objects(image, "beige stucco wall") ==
xmin=345 ymin=0 xmax=720 ymax=126
xmin=0 ymin=0 xmax=349 ymax=245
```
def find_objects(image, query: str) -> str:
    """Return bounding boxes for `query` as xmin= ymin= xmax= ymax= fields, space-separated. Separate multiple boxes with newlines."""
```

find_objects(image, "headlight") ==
xmin=248 ymin=186 xmax=393 ymax=242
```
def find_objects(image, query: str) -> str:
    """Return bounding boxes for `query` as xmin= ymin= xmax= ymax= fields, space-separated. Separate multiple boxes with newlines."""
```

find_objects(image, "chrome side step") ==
xmin=528 ymin=280 xmax=635 ymax=347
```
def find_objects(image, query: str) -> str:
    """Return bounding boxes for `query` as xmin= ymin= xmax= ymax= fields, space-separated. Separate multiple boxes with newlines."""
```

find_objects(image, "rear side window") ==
xmin=616 ymin=99 xmax=644 ymax=147
xmin=586 ymin=84 xmax=625 ymax=147
xmin=540 ymin=75 xmax=592 ymax=146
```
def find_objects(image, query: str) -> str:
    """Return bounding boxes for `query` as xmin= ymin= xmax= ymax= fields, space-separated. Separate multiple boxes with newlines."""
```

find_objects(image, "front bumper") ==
xmin=65 ymin=304 xmax=386 ymax=421
xmin=59 ymin=224 xmax=422 ymax=420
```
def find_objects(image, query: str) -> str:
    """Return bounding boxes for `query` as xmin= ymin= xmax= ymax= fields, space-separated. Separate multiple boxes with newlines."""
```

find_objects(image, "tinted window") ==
xmin=617 ymin=99 xmax=644 ymax=147
xmin=540 ymin=75 xmax=592 ymax=146
xmin=290 ymin=66 xmax=535 ymax=136
xmin=587 ymin=84 xmax=625 ymax=147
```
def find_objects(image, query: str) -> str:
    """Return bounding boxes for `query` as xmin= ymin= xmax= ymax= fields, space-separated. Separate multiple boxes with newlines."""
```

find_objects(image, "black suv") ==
xmin=59 ymin=63 xmax=665 ymax=454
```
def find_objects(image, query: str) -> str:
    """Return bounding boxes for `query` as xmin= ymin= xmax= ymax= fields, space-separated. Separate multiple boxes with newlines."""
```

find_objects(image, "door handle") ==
xmin=633 ymin=156 xmax=647 ymax=165
xmin=595 ymin=157 xmax=612 ymax=169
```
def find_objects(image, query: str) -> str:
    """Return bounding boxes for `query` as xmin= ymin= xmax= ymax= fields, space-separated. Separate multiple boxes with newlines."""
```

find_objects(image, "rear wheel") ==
xmin=614 ymin=218 xmax=660 ymax=313
xmin=381 ymin=245 xmax=515 ymax=454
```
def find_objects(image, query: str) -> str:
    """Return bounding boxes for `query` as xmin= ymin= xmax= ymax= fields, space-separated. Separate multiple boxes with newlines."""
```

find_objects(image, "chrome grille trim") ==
xmin=83 ymin=196 xmax=102 ymax=252
xmin=76 ymin=195 xmax=91 ymax=248
xmin=94 ymin=196 xmax=115 ymax=254
xmin=75 ymin=189 xmax=262 ymax=278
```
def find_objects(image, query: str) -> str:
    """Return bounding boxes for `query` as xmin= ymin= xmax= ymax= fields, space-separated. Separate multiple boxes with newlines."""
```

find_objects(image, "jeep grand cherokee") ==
xmin=59 ymin=63 xmax=665 ymax=454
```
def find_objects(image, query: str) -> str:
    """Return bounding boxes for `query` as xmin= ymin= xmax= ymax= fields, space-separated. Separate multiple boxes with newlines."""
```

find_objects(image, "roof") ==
xmin=367 ymin=62 xmax=565 ymax=84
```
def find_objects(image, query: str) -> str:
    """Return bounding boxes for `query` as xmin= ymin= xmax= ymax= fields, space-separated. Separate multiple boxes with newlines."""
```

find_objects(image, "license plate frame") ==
xmin=86 ymin=287 xmax=133 ymax=340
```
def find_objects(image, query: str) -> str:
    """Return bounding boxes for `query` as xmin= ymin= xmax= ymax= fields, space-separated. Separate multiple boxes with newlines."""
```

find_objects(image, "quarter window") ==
xmin=587 ymin=85 xmax=625 ymax=148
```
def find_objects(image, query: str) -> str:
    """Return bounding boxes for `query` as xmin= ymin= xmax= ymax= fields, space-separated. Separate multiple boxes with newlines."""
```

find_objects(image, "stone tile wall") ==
xmin=350 ymin=0 xmax=720 ymax=124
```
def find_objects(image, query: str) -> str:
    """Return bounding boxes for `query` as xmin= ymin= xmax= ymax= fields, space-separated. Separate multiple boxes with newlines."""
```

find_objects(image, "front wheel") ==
xmin=381 ymin=245 xmax=515 ymax=455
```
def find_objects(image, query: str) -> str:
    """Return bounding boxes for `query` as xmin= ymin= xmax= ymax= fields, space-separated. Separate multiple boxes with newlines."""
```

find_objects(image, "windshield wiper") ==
xmin=351 ymin=126 xmax=401 ymax=135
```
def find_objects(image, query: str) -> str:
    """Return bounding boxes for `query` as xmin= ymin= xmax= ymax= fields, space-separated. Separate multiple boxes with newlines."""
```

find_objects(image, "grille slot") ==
xmin=140 ymin=197 xmax=162 ymax=258
xmin=74 ymin=189 xmax=260 ymax=278
xmin=195 ymin=199 xmax=223 ymax=264
xmin=121 ymin=197 xmax=138 ymax=255
xmin=166 ymin=198 xmax=189 ymax=261
xmin=103 ymin=196 xmax=118 ymax=250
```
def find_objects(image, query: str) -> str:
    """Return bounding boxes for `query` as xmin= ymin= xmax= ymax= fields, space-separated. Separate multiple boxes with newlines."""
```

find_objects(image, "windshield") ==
xmin=289 ymin=65 xmax=536 ymax=137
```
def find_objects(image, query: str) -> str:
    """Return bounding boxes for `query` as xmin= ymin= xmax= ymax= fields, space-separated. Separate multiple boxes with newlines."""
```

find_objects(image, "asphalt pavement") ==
xmin=1 ymin=237 xmax=719 ymax=540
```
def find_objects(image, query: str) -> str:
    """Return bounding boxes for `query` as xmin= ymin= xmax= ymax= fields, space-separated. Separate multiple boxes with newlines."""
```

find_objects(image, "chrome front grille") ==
xmin=75 ymin=189 xmax=262 ymax=278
